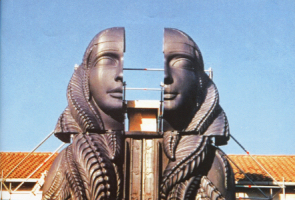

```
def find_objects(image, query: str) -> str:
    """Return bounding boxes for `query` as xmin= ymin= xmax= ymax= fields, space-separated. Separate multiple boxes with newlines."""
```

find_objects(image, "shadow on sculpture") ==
xmin=42 ymin=27 xmax=235 ymax=200
xmin=161 ymin=28 xmax=235 ymax=200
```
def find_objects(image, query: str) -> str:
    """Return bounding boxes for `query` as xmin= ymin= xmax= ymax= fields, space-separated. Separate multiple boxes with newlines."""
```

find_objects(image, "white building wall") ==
xmin=1 ymin=191 xmax=42 ymax=200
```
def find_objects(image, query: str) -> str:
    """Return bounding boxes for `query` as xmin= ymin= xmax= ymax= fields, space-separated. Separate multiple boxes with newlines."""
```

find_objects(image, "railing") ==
xmin=123 ymin=68 xmax=165 ymax=133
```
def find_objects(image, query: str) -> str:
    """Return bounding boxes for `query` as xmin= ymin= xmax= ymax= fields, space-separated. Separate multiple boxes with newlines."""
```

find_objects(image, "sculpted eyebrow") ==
xmin=167 ymin=53 xmax=195 ymax=63
xmin=92 ymin=51 xmax=120 ymax=64
xmin=97 ymin=48 xmax=119 ymax=54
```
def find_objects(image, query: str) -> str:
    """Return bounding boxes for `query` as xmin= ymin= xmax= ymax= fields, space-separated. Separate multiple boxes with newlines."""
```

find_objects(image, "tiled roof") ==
xmin=228 ymin=155 xmax=295 ymax=183
xmin=0 ymin=152 xmax=58 ymax=179
xmin=1 ymin=152 xmax=294 ymax=184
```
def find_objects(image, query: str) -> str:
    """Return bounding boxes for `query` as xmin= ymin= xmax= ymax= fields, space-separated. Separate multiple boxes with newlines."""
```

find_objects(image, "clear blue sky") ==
xmin=1 ymin=0 xmax=294 ymax=155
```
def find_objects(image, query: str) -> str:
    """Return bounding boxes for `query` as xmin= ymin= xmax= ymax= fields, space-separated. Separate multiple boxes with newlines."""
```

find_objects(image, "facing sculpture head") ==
xmin=163 ymin=28 xmax=205 ymax=130
xmin=85 ymin=27 xmax=125 ymax=116
xmin=54 ymin=28 xmax=125 ymax=141
xmin=161 ymin=29 xmax=233 ymax=199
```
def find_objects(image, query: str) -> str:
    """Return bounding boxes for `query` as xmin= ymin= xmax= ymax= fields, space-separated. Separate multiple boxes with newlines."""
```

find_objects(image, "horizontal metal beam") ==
xmin=236 ymin=181 xmax=295 ymax=186
xmin=1 ymin=191 xmax=42 ymax=194
xmin=124 ymin=131 xmax=162 ymax=138
xmin=236 ymin=185 xmax=281 ymax=188
xmin=123 ymin=68 xmax=163 ymax=71
xmin=125 ymin=88 xmax=161 ymax=91
xmin=235 ymin=198 xmax=271 ymax=200
xmin=0 ymin=178 xmax=38 ymax=183
xmin=124 ymin=68 xmax=213 ymax=72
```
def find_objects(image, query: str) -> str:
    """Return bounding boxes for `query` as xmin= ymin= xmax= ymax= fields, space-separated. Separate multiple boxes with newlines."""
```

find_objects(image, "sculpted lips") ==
xmin=107 ymin=87 xmax=123 ymax=99
xmin=164 ymin=93 xmax=178 ymax=100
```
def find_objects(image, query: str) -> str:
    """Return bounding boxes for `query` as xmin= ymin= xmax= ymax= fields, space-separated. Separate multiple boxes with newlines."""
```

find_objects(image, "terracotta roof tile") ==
xmin=0 ymin=152 xmax=58 ymax=179
xmin=1 ymin=152 xmax=294 ymax=183
xmin=228 ymin=155 xmax=295 ymax=183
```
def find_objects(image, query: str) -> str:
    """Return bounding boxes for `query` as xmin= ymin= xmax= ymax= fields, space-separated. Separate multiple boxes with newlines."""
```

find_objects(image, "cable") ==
xmin=229 ymin=134 xmax=283 ymax=189
xmin=4 ymin=131 xmax=55 ymax=179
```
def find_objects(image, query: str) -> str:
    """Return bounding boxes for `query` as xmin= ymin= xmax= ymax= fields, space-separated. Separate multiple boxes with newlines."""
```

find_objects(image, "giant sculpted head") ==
xmin=161 ymin=28 xmax=233 ymax=199
xmin=54 ymin=27 xmax=125 ymax=142
xmin=163 ymin=28 xmax=204 ymax=130
xmin=44 ymin=28 xmax=126 ymax=200
xmin=163 ymin=28 xmax=229 ymax=144
xmin=87 ymin=28 xmax=124 ymax=115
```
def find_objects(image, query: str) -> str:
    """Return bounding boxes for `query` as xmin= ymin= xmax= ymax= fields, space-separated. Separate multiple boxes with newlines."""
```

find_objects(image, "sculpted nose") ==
xmin=164 ymin=74 xmax=173 ymax=85
xmin=115 ymin=71 xmax=123 ymax=82
xmin=115 ymin=63 xmax=123 ymax=82
xmin=164 ymin=64 xmax=173 ymax=85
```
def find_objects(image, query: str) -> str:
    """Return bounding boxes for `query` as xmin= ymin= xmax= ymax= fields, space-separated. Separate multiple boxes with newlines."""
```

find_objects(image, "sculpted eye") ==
xmin=96 ymin=56 xmax=118 ymax=67
xmin=170 ymin=58 xmax=194 ymax=70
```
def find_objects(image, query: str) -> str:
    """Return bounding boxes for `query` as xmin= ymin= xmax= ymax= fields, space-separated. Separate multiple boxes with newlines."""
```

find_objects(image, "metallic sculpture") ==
xmin=43 ymin=27 xmax=235 ymax=200
xmin=161 ymin=28 xmax=235 ymax=199
xmin=42 ymin=27 xmax=125 ymax=200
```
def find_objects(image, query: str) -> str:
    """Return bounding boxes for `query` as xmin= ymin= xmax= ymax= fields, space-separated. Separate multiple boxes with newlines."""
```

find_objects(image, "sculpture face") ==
xmin=88 ymin=29 xmax=124 ymax=115
xmin=164 ymin=56 xmax=199 ymax=113
xmin=89 ymin=43 xmax=123 ymax=113
xmin=163 ymin=28 xmax=199 ymax=112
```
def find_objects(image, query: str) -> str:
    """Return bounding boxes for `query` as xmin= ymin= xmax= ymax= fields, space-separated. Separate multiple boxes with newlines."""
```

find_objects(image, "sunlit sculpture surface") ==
xmin=42 ymin=27 xmax=235 ymax=200
xmin=42 ymin=27 xmax=125 ymax=200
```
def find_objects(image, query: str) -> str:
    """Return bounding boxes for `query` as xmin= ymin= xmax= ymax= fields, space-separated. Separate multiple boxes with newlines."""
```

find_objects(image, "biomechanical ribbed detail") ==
xmin=67 ymin=65 xmax=104 ymax=132
xmin=43 ymin=131 xmax=123 ymax=200
xmin=167 ymin=179 xmax=189 ymax=200
xmin=88 ymin=132 xmax=123 ymax=199
xmin=55 ymin=107 xmax=82 ymax=134
xmin=167 ymin=175 xmax=202 ymax=200
xmin=64 ymin=145 xmax=87 ymax=200
xmin=89 ymin=132 xmax=123 ymax=161
xmin=215 ymin=149 xmax=231 ymax=190
xmin=186 ymin=74 xmax=219 ymax=133
xmin=71 ymin=133 xmax=118 ymax=199
xmin=161 ymin=71 xmax=230 ymax=199
xmin=90 ymin=132 xmax=124 ymax=199
xmin=197 ymin=176 xmax=225 ymax=200
xmin=42 ymin=151 xmax=70 ymax=200
xmin=161 ymin=136 xmax=209 ymax=198
xmin=186 ymin=74 xmax=229 ymax=142
xmin=163 ymin=131 xmax=180 ymax=160
xmin=113 ymin=163 xmax=122 ymax=200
